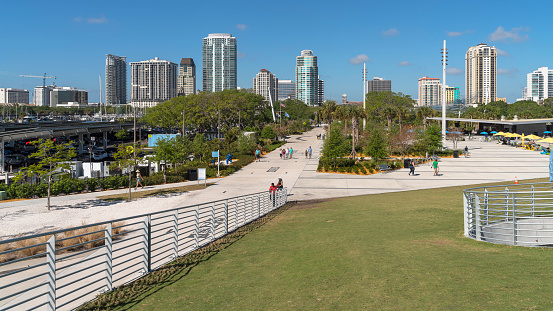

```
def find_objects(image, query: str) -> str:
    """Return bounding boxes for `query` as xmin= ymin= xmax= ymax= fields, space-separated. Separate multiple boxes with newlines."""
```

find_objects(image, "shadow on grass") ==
xmin=77 ymin=202 xmax=294 ymax=311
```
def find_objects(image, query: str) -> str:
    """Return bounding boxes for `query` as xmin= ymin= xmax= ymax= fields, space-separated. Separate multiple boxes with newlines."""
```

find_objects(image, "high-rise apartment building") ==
xmin=417 ymin=77 xmax=441 ymax=106
xmin=342 ymin=93 xmax=347 ymax=105
xmin=318 ymin=78 xmax=324 ymax=105
xmin=526 ymin=67 xmax=553 ymax=102
xmin=367 ymin=77 xmax=391 ymax=92
xmin=445 ymin=86 xmax=460 ymax=104
xmin=295 ymin=50 xmax=319 ymax=106
xmin=278 ymin=80 xmax=295 ymax=101
xmin=178 ymin=58 xmax=196 ymax=97
xmin=253 ymin=69 xmax=278 ymax=102
xmin=465 ymin=43 xmax=497 ymax=104
xmin=105 ymin=54 xmax=127 ymax=105
xmin=130 ymin=57 xmax=178 ymax=107
xmin=34 ymin=86 xmax=52 ymax=106
xmin=202 ymin=33 xmax=237 ymax=92
xmin=0 ymin=88 xmax=29 ymax=104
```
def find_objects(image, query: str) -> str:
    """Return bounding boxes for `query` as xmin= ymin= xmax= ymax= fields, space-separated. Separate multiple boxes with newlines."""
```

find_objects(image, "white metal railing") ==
xmin=0 ymin=189 xmax=287 ymax=310
xmin=463 ymin=182 xmax=553 ymax=246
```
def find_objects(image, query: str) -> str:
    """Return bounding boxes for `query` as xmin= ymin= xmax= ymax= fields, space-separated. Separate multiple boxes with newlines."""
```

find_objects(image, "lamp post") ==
xmin=363 ymin=63 xmax=367 ymax=130
xmin=441 ymin=40 xmax=448 ymax=144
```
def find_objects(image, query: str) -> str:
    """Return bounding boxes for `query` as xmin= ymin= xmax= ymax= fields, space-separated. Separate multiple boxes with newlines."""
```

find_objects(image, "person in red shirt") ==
xmin=269 ymin=183 xmax=277 ymax=206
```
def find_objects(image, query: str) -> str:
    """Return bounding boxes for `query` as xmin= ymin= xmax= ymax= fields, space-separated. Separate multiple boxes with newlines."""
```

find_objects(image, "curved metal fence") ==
xmin=0 ymin=189 xmax=287 ymax=310
xmin=463 ymin=182 xmax=553 ymax=247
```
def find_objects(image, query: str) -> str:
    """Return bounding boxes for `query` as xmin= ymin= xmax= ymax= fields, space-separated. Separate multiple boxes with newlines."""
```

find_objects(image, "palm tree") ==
xmin=416 ymin=106 xmax=435 ymax=131
xmin=349 ymin=106 xmax=367 ymax=158
xmin=333 ymin=105 xmax=348 ymax=134
xmin=382 ymin=105 xmax=396 ymax=131
xmin=319 ymin=100 xmax=337 ymax=131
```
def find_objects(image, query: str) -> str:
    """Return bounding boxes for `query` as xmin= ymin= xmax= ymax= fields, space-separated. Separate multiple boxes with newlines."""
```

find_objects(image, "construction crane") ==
xmin=19 ymin=73 xmax=56 ymax=87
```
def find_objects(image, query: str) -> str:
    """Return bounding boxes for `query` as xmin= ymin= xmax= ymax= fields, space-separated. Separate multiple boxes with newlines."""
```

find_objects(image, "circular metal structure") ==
xmin=464 ymin=182 xmax=553 ymax=247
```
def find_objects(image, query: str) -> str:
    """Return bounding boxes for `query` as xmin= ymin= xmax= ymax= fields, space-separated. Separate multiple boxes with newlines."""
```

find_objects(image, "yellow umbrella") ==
xmin=493 ymin=131 xmax=506 ymax=136
xmin=526 ymin=134 xmax=541 ymax=140
xmin=538 ymin=138 xmax=553 ymax=143
xmin=505 ymin=133 xmax=521 ymax=138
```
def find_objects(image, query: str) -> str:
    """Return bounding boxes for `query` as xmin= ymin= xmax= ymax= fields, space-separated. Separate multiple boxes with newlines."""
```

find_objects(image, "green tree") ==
xmin=115 ymin=129 xmax=129 ymax=141
xmin=153 ymin=138 xmax=181 ymax=184
xmin=323 ymin=122 xmax=348 ymax=166
xmin=111 ymin=143 xmax=144 ymax=200
xmin=261 ymin=125 xmax=276 ymax=140
xmin=15 ymin=139 xmax=76 ymax=210
xmin=365 ymin=127 xmax=388 ymax=160
xmin=415 ymin=125 xmax=442 ymax=154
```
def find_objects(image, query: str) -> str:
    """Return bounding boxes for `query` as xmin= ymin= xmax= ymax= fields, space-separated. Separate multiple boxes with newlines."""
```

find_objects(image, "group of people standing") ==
xmin=304 ymin=146 xmax=312 ymax=159
xmin=280 ymin=147 xmax=294 ymax=159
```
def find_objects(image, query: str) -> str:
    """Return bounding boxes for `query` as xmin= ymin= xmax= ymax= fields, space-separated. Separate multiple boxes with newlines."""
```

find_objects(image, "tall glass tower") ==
xmin=202 ymin=33 xmax=237 ymax=92
xmin=105 ymin=54 xmax=127 ymax=105
xmin=295 ymin=50 xmax=319 ymax=106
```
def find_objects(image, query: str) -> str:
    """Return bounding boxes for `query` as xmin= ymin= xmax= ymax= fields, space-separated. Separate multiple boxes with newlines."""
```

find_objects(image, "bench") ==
xmin=378 ymin=164 xmax=392 ymax=172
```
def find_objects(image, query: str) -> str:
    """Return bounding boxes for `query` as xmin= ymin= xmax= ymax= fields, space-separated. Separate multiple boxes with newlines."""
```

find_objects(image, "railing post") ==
xmin=224 ymin=199 xmax=229 ymax=235
xmin=193 ymin=206 xmax=199 ymax=249
xmin=513 ymin=194 xmax=517 ymax=246
xmin=234 ymin=199 xmax=238 ymax=231
xmin=243 ymin=198 xmax=247 ymax=224
xmin=504 ymin=186 xmax=509 ymax=219
xmin=46 ymin=235 xmax=56 ymax=311
xmin=143 ymin=215 xmax=152 ymax=274
xmin=210 ymin=203 xmax=215 ymax=241
xmin=531 ymin=185 xmax=535 ymax=217
xmin=250 ymin=196 xmax=254 ymax=220
xmin=257 ymin=194 xmax=260 ymax=219
xmin=104 ymin=223 xmax=113 ymax=293
xmin=484 ymin=189 xmax=488 ymax=225
xmin=475 ymin=195 xmax=482 ymax=241
xmin=172 ymin=210 xmax=179 ymax=259
xmin=463 ymin=192 xmax=469 ymax=237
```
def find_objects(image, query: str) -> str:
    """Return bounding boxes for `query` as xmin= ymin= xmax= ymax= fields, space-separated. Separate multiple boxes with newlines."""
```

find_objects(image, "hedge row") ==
xmin=317 ymin=157 xmax=403 ymax=174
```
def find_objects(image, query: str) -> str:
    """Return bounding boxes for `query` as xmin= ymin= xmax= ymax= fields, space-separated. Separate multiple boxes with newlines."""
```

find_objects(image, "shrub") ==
xmin=359 ymin=166 xmax=367 ymax=174
xmin=352 ymin=166 xmax=359 ymax=174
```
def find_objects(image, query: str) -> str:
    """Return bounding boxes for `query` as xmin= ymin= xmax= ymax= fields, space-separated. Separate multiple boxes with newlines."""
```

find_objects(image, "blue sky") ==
xmin=0 ymin=0 xmax=550 ymax=104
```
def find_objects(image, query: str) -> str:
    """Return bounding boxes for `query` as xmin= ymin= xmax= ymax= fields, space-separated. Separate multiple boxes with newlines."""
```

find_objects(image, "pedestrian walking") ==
xmin=464 ymin=146 xmax=469 ymax=158
xmin=255 ymin=148 xmax=261 ymax=162
xmin=305 ymin=149 xmax=308 ymax=158
xmin=269 ymin=182 xmax=277 ymax=206
xmin=433 ymin=159 xmax=439 ymax=176
xmin=308 ymin=146 xmax=312 ymax=159
xmin=284 ymin=148 xmax=289 ymax=159
xmin=408 ymin=160 xmax=415 ymax=176
xmin=135 ymin=170 xmax=144 ymax=190
xmin=289 ymin=147 xmax=293 ymax=159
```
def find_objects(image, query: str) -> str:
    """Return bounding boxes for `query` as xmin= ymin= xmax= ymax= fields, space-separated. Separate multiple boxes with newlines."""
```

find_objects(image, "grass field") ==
xmin=81 ymin=178 xmax=553 ymax=310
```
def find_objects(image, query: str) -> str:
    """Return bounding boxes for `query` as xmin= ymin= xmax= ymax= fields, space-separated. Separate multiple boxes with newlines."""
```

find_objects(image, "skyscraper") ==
xmin=318 ymin=78 xmax=324 ymax=105
xmin=526 ymin=67 xmax=553 ymax=102
xmin=0 ymin=88 xmax=29 ymax=104
xmin=367 ymin=77 xmax=391 ymax=92
xmin=278 ymin=80 xmax=295 ymax=101
xmin=253 ymin=69 xmax=278 ymax=102
xmin=178 ymin=58 xmax=196 ymax=97
xmin=445 ymin=86 xmax=460 ymax=104
xmin=417 ymin=77 xmax=441 ymax=106
xmin=295 ymin=50 xmax=319 ymax=106
xmin=130 ymin=57 xmax=177 ymax=107
xmin=202 ymin=33 xmax=237 ymax=92
xmin=465 ymin=43 xmax=497 ymax=104
xmin=105 ymin=54 xmax=127 ymax=106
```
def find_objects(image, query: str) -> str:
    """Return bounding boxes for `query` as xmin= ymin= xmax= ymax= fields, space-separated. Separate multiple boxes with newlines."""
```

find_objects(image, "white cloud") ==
xmin=87 ymin=15 xmax=108 ymax=24
xmin=348 ymin=54 xmax=370 ymax=65
xmin=236 ymin=24 xmax=247 ymax=30
xmin=237 ymin=52 xmax=246 ymax=58
xmin=446 ymin=67 xmax=463 ymax=75
xmin=446 ymin=30 xmax=474 ymax=37
xmin=382 ymin=28 xmax=399 ymax=36
xmin=496 ymin=48 xmax=510 ymax=56
xmin=498 ymin=67 xmax=519 ymax=77
xmin=488 ymin=26 xmax=529 ymax=42
xmin=398 ymin=61 xmax=412 ymax=66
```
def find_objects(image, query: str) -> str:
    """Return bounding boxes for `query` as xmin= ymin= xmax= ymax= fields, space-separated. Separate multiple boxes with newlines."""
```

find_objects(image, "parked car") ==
xmin=92 ymin=150 xmax=108 ymax=161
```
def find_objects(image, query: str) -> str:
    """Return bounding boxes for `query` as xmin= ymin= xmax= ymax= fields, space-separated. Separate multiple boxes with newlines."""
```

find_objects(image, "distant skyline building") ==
xmin=417 ymin=77 xmax=441 ymax=106
xmin=105 ymin=54 xmax=127 ymax=105
xmin=278 ymin=80 xmax=295 ymax=101
xmin=33 ymin=86 xmax=53 ymax=106
xmin=202 ymin=33 xmax=237 ymax=92
xmin=295 ymin=50 xmax=319 ymax=106
xmin=526 ymin=67 xmax=553 ymax=102
xmin=177 ymin=58 xmax=196 ymax=97
xmin=0 ymin=88 xmax=29 ymax=105
xmin=367 ymin=77 xmax=391 ymax=92
xmin=252 ymin=69 xmax=278 ymax=102
xmin=130 ymin=57 xmax=178 ymax=107
xmin=318 ymin=78 xmax=324 ymax=105
xmin=50 ymin=87 xmax=88 ymax=107
xmin=342 ymin=93 xmax=347 ymax=105
xmin=465 ymin=43 xmax=497 ymax=104
xmin=445 ymin=86 xmax=460 ymax=104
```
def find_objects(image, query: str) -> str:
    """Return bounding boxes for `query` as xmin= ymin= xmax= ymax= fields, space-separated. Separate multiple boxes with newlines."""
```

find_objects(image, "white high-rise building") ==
xmin=253 ymin=69 xmax=278 ymax=102
xmin=130 ymin=57 xmax=178 ymax=107
xmin=105 ymin=54 xmax=127 ymax=105
xmin=33 ymin=86 xmax=52 ymax=106
xmin=202 ymin=33 xmax=237 ymax=92
xmin=295 ymin=50 xmax=319 ymax=106
xmin=0 ymin=88 xmax=29 ymax=104
xmin=418 ymin=77 xmax=441 ymax=106
xmin=526 ymin=67 xmax=553 ymax=102
xmin=465 ymin=43 xmax=497 ymax=104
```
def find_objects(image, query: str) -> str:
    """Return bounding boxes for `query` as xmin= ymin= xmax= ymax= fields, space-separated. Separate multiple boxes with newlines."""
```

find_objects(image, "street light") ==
xmin=362 ymin=63 xmax=367 ymax=130
xmin=441 ymin=40 xmax=448 ymax=144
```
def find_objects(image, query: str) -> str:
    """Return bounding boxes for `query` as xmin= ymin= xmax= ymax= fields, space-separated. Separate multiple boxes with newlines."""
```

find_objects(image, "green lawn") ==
xmin=81 ymin=178 xmax=553 ymax=310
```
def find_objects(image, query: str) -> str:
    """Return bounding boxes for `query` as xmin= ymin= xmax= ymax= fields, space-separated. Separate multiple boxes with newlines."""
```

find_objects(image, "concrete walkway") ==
xmin=0 ymin=127 xmax=550 ymax=237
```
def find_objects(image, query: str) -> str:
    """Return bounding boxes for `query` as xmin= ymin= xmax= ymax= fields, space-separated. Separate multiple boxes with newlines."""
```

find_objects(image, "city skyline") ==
xmin=0 ymin=0 xmax=550 ymax=104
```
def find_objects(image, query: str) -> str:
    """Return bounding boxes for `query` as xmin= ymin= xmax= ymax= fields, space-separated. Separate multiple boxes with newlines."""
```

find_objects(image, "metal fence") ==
xmin=0 ymin=189 xmax=287 ymax=310
xmin=463 ymin=182 xmax=553 ymax=246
